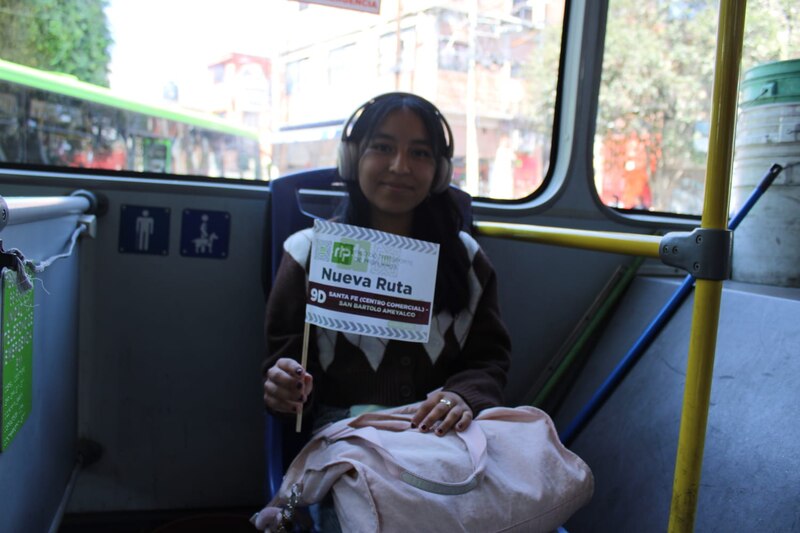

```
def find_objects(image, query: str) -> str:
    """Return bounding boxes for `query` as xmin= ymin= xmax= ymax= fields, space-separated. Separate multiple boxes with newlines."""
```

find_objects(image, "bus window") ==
xmin=143 ymin=138 xmax=170 ymax=173
xmin=0 ymin=1 xmax=567 ymax=194
xmin=595 ymin=0 xmax=800 ymax=214
xmin=0 ymin=59 xmax=261 ymax=180
xmin=270 ymin=1 xmax=566 ymax=200
xmin=0 ymin=89 xmax=21 ymax=162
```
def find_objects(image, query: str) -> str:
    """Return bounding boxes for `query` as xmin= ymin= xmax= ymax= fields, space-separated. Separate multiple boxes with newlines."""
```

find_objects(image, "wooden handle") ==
xmin=295 ymin=321 xmax=310 ymax=433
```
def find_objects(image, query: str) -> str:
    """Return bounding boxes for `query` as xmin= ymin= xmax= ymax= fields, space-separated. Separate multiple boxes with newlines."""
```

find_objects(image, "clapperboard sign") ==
xmin=306 ymin=219 xmax=439 ymax=343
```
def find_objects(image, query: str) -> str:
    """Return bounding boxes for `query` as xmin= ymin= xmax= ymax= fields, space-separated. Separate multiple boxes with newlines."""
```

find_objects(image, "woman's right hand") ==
xmin=263 ymin=358 xmax=313 ymax=414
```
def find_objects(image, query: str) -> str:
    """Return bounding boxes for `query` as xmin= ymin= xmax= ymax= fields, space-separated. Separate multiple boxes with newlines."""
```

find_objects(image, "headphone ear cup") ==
xmin=337 ymin=141 xmax=359 ymax=181
xmin=432 ymin=156 xmax=453 ymax=193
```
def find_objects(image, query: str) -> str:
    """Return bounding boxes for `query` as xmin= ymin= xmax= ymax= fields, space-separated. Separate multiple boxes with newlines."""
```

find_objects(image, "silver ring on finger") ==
xmin=439 ymin=397 xmax=453 ymax=408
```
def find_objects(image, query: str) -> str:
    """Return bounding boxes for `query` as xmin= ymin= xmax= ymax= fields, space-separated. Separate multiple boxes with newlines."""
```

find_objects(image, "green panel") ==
xmin=143 ymin=138 xmax=173 ymax=173
xmin=1 ymin=269 xmax=34 ymax=451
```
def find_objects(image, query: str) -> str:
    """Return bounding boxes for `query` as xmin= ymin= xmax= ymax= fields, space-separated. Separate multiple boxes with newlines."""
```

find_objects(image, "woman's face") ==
xmin=357 ymin=107 xmax=437 ymax=234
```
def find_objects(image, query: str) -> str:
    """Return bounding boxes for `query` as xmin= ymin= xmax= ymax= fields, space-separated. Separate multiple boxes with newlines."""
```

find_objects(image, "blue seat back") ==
xmin=269 ymin=167 xmax=345 ymax=281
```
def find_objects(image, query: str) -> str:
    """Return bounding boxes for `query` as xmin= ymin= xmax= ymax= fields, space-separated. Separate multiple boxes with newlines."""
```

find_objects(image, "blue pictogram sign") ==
xmin=119 ymin=205 xmax=171 ymax=255
xmin=180 ymin=209 xmax=230 ymax=259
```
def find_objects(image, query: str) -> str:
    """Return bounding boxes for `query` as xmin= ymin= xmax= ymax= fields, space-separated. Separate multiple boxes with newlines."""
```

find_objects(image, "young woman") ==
xmin=262 ymin=92 xmax=511 ymax=437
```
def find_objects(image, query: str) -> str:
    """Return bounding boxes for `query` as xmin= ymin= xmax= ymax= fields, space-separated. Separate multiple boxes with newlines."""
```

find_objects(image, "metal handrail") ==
xmin=0 ymin=190 xmax=98 ymax=232
xmin=474 ymin=221 xmax=663 ymax=258
xmin=668 ymin=2 xmax=746 ymax=531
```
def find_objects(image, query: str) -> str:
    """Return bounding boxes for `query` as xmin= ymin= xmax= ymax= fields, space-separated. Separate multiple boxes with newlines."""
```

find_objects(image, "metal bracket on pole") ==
xmin=659 ymin=228 xmax=732 ymax=280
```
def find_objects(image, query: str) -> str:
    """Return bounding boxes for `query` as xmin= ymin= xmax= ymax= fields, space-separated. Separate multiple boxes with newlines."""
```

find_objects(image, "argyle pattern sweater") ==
xmin=264 ymin=228 xmax=511 ymax=417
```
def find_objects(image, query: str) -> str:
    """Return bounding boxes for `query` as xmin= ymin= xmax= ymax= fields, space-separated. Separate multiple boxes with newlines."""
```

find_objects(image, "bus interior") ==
xmin=0 ymin=1 xmax=798 ymax=532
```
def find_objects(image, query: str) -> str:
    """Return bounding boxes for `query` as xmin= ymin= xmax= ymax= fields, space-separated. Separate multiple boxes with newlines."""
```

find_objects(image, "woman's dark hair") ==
xmin=342 ymin=94 xmax=452 ymax=189
xmin=337 ymin=95 xmax=470 ymax=315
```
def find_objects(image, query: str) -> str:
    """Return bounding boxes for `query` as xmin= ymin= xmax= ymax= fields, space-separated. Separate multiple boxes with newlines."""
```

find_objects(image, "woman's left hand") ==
xmin=411 ymin=391 xmax=473 ymax=436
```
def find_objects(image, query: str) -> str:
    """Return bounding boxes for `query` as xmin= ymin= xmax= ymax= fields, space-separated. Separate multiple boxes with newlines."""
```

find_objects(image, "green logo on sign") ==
xmin=332 ymin=242 xmax=355 ymax=265
xmin=330 ymin=240 xmax=369 ymax=271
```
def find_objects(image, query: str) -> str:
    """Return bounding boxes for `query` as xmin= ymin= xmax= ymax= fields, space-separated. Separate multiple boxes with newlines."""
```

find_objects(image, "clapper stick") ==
xmin=295 ymin=321 xmax=311 ymax=433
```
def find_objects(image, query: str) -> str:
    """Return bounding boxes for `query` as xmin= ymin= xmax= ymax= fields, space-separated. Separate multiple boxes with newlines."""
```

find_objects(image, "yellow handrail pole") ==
xmin=668 ymin=1 xmax=747 ymax=532
xmin=474 ymin=221 xmax=662 ymax=258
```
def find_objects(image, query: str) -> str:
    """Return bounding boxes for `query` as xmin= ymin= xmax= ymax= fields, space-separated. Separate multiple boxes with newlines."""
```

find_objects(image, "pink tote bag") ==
xmin=254 ymin=403 xmax=593 ymax=532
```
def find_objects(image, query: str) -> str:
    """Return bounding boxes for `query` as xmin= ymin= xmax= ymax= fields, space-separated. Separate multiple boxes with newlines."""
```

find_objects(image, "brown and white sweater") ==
xmin=263 ymin=228 xmax=511 ymax=418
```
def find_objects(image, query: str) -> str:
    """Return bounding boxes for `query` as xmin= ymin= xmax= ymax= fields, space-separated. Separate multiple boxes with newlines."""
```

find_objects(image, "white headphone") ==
xmin=337 ymin=92 xmax=454 ymax=194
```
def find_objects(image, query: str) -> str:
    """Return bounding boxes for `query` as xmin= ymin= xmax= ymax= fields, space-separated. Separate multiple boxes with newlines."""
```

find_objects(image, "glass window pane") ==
xmin=595 ymin=0 xmax=800 ymax=214
xmin=0 ymin=0 xmax=565 ymax=197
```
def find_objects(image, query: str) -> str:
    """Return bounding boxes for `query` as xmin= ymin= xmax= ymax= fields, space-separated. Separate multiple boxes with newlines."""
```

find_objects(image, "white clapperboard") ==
xmin=305 ymin=219 xmax=439 ymax=342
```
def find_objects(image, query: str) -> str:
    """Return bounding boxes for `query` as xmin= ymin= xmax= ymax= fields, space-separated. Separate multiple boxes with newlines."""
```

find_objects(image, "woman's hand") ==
xmin=263 ymin=357 xmax=313 ymax=414
xmin=411 ymin=391 xmax=473 ymax=436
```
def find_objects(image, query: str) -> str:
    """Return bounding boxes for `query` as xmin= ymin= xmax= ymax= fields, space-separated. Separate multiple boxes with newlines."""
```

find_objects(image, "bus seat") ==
xmin=269 ymin=167 xmax=345 ymax=282
xmin=264 ymin=166 xmax=473 ymax=501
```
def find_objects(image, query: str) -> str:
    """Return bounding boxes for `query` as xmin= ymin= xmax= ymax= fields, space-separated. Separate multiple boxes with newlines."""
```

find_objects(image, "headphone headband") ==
xmin=337 ymin=92 xmax=455 ymax=193
xmin=340 ymin=92 xmax=454 ymax=158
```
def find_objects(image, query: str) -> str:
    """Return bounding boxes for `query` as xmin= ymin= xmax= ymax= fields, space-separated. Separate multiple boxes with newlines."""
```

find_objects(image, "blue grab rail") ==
xmin=560 ymin=163 xmax=785 ymax=446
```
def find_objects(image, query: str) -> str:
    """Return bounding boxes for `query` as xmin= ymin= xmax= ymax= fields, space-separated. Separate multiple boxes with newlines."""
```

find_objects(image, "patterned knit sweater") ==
xmin=263 ymin=228 xmax=511 ymax=417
